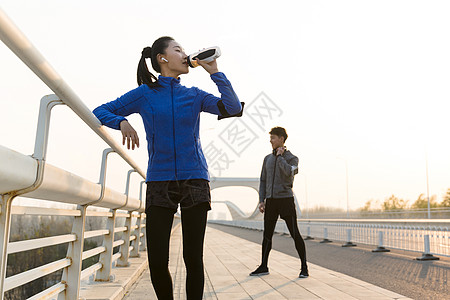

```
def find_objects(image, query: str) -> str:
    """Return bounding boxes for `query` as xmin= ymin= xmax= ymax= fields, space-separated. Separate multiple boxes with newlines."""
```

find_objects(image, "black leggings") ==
xmin=261 ymin=215 xmax=307 ymax=268
xmin=146 ymin=204 xmax=208 ymax=300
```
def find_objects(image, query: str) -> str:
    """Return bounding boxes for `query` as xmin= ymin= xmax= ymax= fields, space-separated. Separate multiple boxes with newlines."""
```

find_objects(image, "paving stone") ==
xmin=82 ymin=225 xmax=413 ymax=300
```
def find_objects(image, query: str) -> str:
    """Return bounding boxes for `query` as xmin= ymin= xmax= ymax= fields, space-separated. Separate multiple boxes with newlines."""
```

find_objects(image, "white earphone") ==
xmin=161 ymin=58 xmax=168 ymax=62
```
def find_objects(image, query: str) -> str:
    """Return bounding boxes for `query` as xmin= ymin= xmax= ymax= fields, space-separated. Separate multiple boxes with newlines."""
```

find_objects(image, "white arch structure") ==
xmin=210 ymin=177 xmax=301 ymax=220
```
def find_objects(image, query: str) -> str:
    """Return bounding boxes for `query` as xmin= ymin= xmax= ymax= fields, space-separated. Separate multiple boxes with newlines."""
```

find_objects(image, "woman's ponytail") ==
xmin=136 ymin=36 xmax=174 ymax=88
xmin=137 ymin=47 xmax=158 ymax=87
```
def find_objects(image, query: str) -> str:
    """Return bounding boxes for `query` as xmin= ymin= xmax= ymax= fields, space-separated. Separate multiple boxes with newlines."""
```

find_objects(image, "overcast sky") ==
xmin=1 ymin=1 xmax=449 ymax=216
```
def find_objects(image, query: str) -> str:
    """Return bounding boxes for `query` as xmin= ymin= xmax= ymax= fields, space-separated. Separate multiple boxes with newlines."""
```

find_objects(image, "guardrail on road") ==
xmin=210 ymin=219 xmax=450 ymax=260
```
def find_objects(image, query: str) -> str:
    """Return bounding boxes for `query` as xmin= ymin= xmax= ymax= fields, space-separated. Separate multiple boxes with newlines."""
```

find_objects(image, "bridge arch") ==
xmin=210 ymin=177 xmax=301 ymax=220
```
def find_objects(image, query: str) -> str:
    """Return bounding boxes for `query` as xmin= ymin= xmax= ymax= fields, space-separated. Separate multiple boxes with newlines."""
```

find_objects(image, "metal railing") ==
xmin=210 ymin=219 xmax=450 ymax=259
xmin=0 ymin=7 xmax=147 ymax=300
xmin=301 ymin=208 xmax=450 ymax=219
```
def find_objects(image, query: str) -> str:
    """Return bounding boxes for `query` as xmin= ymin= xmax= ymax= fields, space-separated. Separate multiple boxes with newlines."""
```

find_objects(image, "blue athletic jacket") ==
xmin=92 ymin=72 xmax=241 ymax=182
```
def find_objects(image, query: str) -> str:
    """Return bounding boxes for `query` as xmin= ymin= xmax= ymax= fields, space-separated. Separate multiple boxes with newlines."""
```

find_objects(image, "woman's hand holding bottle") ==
xmin=195 ymin=58 xmax=219 ymax=75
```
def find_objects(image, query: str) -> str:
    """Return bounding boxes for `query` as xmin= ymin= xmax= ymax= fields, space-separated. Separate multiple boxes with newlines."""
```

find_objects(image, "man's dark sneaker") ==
xmin=299 ymin=268 xmax=309 ymax=278
xmin=249 ymin=265 xmax=269 ymax=276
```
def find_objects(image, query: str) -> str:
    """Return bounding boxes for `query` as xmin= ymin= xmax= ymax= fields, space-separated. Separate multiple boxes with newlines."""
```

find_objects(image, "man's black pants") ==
xmin=261 ymin=197 xmax=307 ymax=268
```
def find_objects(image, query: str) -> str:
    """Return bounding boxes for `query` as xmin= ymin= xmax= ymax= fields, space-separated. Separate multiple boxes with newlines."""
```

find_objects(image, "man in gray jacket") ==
xmin=250 ymin=127 xmax=309 ymax=278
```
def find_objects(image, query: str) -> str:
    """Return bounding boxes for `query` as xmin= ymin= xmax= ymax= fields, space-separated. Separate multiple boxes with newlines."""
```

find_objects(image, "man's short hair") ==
xmin=269 ymin=126 xmax=288 ymax=141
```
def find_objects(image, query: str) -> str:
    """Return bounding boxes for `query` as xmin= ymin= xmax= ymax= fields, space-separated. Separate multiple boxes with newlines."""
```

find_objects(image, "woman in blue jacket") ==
xmin=93 ymin=36 xmax=241 ymax=300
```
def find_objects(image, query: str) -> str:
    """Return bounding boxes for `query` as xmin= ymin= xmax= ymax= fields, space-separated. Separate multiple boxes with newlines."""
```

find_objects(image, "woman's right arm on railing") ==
xmin=93 ymin=86 xmax=145 ymax=150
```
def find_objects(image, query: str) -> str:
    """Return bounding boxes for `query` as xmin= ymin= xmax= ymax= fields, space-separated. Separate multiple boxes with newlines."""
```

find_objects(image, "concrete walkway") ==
xmin=121 ymin=224 xmax=411 ymax=300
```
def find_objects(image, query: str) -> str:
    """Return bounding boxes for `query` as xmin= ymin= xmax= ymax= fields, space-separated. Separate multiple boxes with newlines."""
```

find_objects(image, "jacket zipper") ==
xmin=171 ymin=84 xmax=177 ymax=179
xmin=271 ymin=155 xmax=278 ymax=198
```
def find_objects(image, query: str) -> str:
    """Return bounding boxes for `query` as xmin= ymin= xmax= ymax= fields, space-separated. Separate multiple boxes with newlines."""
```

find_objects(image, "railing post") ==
xmin=372 ymin=231 xmax=390 ymax=252
xmin=130 ymin=213 xmax=142 ymax=258
xmin=95 ymin=209 xmax=117 ymax=281
xmin=304 ymin=226 xmax=314 ymax=240
xmin=115 ymin=169 xmax=137 ymax=267
xmin=281 ymin=222 xmax=289 ymax=235
xmin=2 ymin=95 xmax=62 ymax=298
xmin=342 ymin=228 xmax=357 ymax=247
xmin=140 ymin=213 xmax=147 ymax=252
xmin=1 ymin=94 xmax=60 ymax=299
xmin=116 ymin=212 xmax=132 ymax=267
xmin=138 ymin=181 xmax=147 ymax=252
xmin=320 ymin=227 xmax=332 ymax=243
xmin=416 ymin=234 xmax=439 ymax=261
xmin=86 ymin=148 xmax=115 ymax=208
xmin=60 ymin=205 xmax=87 ymax=300
xmin=32 ymin=95 xmax=64 ymax=161
xmin=0 ymin=194 xmax=14 ymax=300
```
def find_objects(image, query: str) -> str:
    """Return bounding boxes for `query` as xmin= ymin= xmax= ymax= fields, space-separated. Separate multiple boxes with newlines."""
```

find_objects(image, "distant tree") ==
xmin=441 ymin=188 xmax=450 ymax=207
xmin=360 ymin=200 xmax=372 ymax=212
xmin=360 ymin=199 xmax=381 ymax=212
xmin=411 ymin=193 xmax=439 ymax=209
xmin=382 ymin=195 xmax=408 ymax=211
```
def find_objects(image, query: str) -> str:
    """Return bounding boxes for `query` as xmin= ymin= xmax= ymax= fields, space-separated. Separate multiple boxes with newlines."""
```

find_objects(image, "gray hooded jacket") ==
xmin=259 ymin=149 xmax=299 ymax=203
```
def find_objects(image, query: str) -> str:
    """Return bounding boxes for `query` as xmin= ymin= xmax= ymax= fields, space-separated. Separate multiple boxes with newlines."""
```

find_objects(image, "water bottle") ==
xmin=187 ymin=46 xmax=221 ymax=68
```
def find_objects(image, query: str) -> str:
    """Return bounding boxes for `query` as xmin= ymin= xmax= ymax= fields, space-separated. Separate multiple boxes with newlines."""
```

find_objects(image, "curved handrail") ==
xmin=0 ymin=8 xmax=148 ymax=299
xmin=0 ymin=8 xmax=145 ymax=179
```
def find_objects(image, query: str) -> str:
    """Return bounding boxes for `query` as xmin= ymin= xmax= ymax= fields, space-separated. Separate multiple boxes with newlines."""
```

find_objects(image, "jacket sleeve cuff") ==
xmin=113 ymin=117 xmax=127 ymax=130
xmin=210 ymin=72 xmax=231 ymax=86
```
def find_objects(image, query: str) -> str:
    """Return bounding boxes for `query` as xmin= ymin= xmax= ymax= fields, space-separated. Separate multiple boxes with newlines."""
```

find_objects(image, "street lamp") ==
xmin=425 ymin=148 xmax=431 ymax=219
xmin=337 ymin=157 xmax=349 ymax=218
